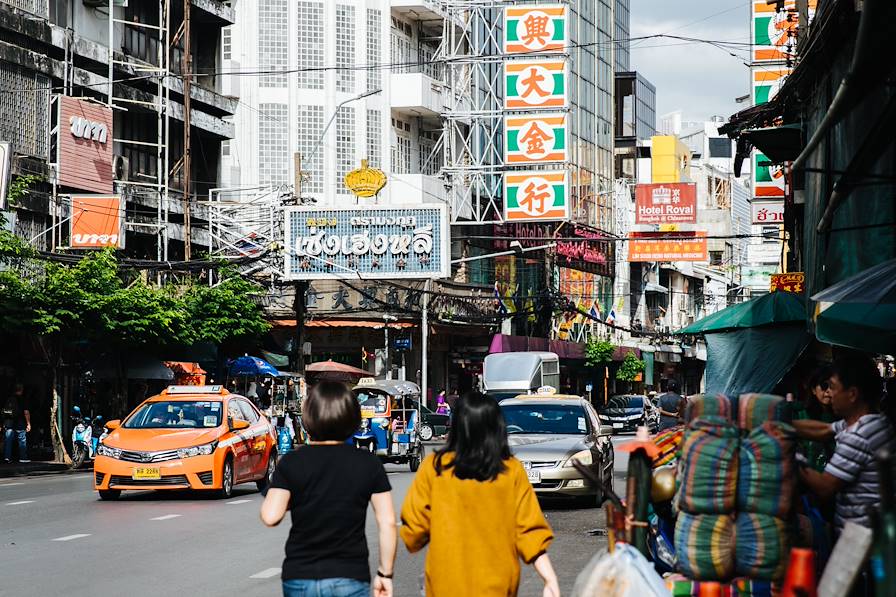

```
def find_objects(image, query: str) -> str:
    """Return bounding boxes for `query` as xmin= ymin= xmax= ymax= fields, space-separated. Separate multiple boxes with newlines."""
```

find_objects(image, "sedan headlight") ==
xmin=96 ymin=444 xmax=121 ymax=459
xmin=177 ymin=441 xmax=217 ymax=459
xmin=563 ymin=449 xmax=593 ymax=468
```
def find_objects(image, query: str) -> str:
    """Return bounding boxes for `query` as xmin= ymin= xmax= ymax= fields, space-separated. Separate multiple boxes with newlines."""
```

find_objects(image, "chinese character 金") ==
xmin=519 ymin=122 xmax=552 ymax=156
xmin=358 ymin=286 xmax=379 ymax=310
xmin=332 ymin=287 xmax=353 ymax=310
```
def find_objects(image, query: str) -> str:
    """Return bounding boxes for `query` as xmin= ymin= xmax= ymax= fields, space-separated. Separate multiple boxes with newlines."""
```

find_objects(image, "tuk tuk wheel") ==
xmin=409 ymin=444 xmax=425 ymax=472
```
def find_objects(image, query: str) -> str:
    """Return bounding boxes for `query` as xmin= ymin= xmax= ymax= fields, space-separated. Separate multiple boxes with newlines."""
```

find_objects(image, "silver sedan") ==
xmin=499 ymin=397 xmax=615 ymax=505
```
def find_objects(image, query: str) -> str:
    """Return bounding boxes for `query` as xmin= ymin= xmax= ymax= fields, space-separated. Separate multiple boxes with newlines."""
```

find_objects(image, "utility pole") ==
xmin=292 ymin=152 xmax=308 ymax=373
xmin=181 ymin=0 xmax=192 ymax=260
xmin=421 ymin=279 xmax=430 ymax=408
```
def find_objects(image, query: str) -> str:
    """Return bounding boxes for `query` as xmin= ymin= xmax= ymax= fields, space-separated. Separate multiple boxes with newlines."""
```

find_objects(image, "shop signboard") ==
xmin=751 ymin=199 xmax=785 ymax=224
xmin=555 ymin=223 xmax=613 ymax=278
xmin=69 ymin=194 xmax=124 ymax=249
xmin=504 ymin=113 xmax=567 ymax=165
xmin=503 ymin=5 xmax=567 ymax=55
xmin=753 ymin=67 xmax=790 ymax=105
xmin=56 ymin=96 xmax=114 ymax=193
xmin=284 ymin=204 xmax=450 ymax=280
xmin=748 ymin=242 xmax=781 ymax=264
xmin=770 ymin=272 xmax=804 ymax=293
xmin=753 ymin=151 xmax=785 ymax=199
xmin=751 ymin=1 xmax=816 ymax=63
xmin=634 ymin=182 xmax=697 ymax=224
xmin=627 ymin=231 xmax=708 ymax=262
xmin=504 ymin=59 xmax=568 ymax=109
xmin=503 ymin=170 xmax=569 ymax=222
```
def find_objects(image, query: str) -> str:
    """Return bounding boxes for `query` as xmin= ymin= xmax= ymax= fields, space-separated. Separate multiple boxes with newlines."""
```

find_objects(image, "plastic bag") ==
xmin=571 ymin=543 xmax=672 ymax=597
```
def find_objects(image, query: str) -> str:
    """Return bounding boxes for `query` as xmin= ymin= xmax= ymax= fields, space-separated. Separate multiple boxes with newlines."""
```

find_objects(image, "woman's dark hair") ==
xmin=302 ymin=381 xmax=360 ymax=441
xmin=435 ymin=391 xmax=511 ymax=482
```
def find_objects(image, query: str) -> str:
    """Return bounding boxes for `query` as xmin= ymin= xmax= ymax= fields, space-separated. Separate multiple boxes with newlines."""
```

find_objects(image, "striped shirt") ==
xmin=825 ymin=414 xmax=896 ymax=528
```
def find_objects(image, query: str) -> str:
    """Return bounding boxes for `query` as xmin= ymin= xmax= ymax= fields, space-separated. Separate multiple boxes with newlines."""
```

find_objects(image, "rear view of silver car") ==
xmin=499 ymin=397 xmax=614 ymax=505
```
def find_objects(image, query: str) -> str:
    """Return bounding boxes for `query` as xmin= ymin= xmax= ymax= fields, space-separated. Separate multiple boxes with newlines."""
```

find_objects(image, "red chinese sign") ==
xmin=627 ymin=231 xmax=708 ymax=262
xmin=635 ymin=183 xmax=697 ymax=224
xmin=770 ymin=272 xmax=804 ymax=293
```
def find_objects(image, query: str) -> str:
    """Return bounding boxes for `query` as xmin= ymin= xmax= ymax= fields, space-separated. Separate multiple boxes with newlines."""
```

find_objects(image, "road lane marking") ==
xmin=150 ymin=514 xmax=182 ymax=521
xmin=52 ymin=534 xmax=91 ymax=542
xmin=0 ymin=482 xmax=24 ymax=487
xmin=226 ymin=499 xmax=252 ymax=505
xmin=250 ymin=568 xmax=281 ymax=579
xmin=5 ymin=500 xmax=34 ymax=505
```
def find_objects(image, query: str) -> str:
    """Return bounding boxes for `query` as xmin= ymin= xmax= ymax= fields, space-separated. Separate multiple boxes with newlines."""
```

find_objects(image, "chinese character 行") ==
xmin=518 ymin=180 xmax=551 ymax=214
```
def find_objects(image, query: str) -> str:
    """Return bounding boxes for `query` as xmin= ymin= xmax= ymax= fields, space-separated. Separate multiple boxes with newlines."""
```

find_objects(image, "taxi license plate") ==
xmin=613 ymin=422 xmax=624 ymax=429
xmin=526 ymin=469 xmax=541 ymax=484
xmin=132 ymin=467 xmax=161 ymax=480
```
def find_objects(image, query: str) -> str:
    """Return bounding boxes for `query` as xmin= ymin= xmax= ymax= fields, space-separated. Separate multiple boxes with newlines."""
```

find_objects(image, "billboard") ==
xmin=751 ymin=1 xmax=817 ymax=63
xmin=504 ymin=113 xmax=567 ymax=165
xmin=56 ymin=96 xmax=114 ymax=194
xmin=69 ymin=195 xmax=124 ymax=249
xmin=627 ymin=231 xmax=708 ymax=262
xmin=752 ymin=68 xmax=790 ymax=105
xmin=503 ymin=170 xmax=569 ymax=222
xmin=634 ymin=183 xmax=697 ymax=225
xmin=770 ymin=272 xmax=804 ymax=293
xmin=556 ymin=223 xmax=613 ymax=278
xmin=503 ymin=5 xmax=567 ymax=55
xmin=284 ymin=205 xmax=450 ymax=280
xmin=751 ymin=199 xmax=785 ymax=224
xmin=504 ymin=59 xmax=568 ymax=109
xmin=753 ymin=151 xmax=785 ymax=199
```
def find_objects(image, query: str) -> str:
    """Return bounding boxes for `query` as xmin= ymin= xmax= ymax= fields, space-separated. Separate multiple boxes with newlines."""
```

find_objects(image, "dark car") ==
xmin=392 ymin=397 xmax=449 ymax=441
xmin=598 ymin=395 xmax=658 ymax=434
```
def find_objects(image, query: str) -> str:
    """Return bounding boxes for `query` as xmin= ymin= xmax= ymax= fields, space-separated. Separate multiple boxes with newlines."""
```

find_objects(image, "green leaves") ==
xmin=585 ymin=339 xmax=615 ymax=367
xmin=616 ymin=351 xmax=646 ymax=382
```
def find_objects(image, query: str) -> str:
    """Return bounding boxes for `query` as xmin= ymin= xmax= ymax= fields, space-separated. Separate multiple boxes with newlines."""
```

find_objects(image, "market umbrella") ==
xmin=674 ymin=291 xmax=806 ymax=335
xmin=305 ymin=360 xmax=370 ymax=382
xmin=812 ymin=258 xmax=896 ymax=354
xmin=228 ymin=355 xmax=282 ymax=377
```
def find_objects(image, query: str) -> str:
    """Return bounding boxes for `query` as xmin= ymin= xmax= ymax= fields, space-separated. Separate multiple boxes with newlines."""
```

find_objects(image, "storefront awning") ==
xmin=741 ymin=124 xmax=802 ymax=163
xmin=271 ymin=319 xmax=415 ymax=329
xmin=489 ymin=335 xmax=639 ymax=361
xmin=674 ymin=291 xmax=806 ymax=335
xmin=645 ymin=283 xmax=668 ymax=294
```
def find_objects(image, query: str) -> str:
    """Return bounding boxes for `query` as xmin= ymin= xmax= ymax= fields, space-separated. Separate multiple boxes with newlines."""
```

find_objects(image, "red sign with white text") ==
xmin=627 ymin=231 xmax=708 ymax=262
xmin=57 ymin=96 xmax=114 ymax=193
xmin=635 ymin=183 xmax=697 ymax=224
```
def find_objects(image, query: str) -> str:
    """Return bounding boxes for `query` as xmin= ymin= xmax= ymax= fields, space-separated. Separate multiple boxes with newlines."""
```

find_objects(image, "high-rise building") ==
xmin=614 ymin=0 xmax=631 ymax=72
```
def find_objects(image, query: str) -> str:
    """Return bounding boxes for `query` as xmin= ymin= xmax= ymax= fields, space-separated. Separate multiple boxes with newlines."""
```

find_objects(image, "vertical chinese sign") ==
xmin=503 ymin=5 xmax=567 ymax=55
xmin=503 ymin=171 xmax=569 ymax=222
xmin=504 ymin=113 xmax=568 ymax=165
xmin=504 ymin=59 xmax=568 ymax=109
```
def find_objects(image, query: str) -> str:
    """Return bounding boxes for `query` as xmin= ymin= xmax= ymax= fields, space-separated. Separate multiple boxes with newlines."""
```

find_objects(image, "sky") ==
xmin=629 ymin=0 xmax=752 ymax=125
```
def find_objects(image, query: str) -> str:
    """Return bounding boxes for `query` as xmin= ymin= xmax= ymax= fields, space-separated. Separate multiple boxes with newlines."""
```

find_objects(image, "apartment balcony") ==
xmin=390 ymin=0 xmax=447 ymax=22
xmin=389 ymin=173 xmax=447 ymax=205
xmin=390 ymin=73 xmax=445 ymax=120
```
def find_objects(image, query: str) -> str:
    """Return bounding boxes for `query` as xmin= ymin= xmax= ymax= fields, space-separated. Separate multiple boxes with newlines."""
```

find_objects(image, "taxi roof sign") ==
xmin=536 ymin=385 xmax=557 ymax=395
xmin=164 ymin=385 xmax=226 ymax=395
xmin=357 ymin=377 xmax=377 ymax=386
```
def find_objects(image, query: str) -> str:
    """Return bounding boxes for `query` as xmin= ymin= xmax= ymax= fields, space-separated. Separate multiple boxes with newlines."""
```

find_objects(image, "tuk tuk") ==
xmin=352 ymin=378 xmax=425 ymax=472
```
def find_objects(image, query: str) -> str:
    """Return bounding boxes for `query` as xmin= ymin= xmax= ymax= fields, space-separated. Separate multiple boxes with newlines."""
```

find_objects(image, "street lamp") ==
xmin=306 ymin=88 xmax=383 ymax=167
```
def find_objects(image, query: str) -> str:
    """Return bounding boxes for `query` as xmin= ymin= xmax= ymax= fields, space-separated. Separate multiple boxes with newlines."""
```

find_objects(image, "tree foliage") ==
xmin=616 ymin=351 xmax=646 ymax=382
xmin=585 ymin=339 xmax=615 ymax=367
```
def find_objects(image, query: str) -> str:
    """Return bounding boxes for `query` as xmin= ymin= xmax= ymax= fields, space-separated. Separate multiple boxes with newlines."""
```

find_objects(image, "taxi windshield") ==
xmin=501 ymin=404 xmax=589 ymax=435
xmin=124 ymin=401 xmax=223 ymax=429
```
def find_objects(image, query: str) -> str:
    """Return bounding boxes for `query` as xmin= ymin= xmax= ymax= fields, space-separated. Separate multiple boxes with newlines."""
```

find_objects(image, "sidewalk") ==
xmin=0 ymin=461 xmax=74 ymax=478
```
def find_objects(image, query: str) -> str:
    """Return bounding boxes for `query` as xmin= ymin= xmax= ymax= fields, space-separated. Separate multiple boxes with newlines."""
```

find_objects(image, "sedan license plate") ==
xmin=526 ymin=469 xmax=542 ymax=484
xmin=613 ymin=422 xmax=624 ymax=429
xmin=132 ymin=467 xmax=161 ymax=480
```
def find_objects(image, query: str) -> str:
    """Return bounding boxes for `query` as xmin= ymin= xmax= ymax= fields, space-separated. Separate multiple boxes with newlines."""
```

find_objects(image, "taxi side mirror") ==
xmin=105 ymin=419 xmax=121 ymax=431
xmin=599 ymin=425 xmax=614 ymax=436
xmin=231 ymin=418 xmax=251 ymax=431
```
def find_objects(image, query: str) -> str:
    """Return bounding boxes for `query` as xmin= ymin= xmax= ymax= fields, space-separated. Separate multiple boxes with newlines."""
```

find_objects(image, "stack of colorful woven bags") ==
xmin=667 ymin=393 xmax=796 ymax=597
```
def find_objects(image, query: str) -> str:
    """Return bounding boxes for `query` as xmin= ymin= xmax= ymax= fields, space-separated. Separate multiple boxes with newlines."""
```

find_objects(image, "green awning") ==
xmin=674 ymin=291 xmax=806 ymax=335
xmin=742 ymin=124 xmax=802 ymax=163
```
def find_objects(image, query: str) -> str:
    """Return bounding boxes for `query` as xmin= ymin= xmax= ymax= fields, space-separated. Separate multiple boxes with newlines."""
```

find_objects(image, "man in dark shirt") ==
xmin=3 ymin=383 xmax=31 ymax=463
xmin=657 ymin=379 xmax=684 ymax=431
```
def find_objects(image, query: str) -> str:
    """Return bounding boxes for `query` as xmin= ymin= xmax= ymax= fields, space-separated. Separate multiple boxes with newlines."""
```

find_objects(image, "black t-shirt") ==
xmin=2 ymin=394 xmax=26 ymax=429
xmin=270 ymin=444 xmax=391 ymax=582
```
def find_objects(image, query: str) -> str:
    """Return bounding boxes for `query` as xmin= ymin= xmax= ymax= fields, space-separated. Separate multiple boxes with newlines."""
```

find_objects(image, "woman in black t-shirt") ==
xmin=261 ymin=381 xmax=396 ymax=597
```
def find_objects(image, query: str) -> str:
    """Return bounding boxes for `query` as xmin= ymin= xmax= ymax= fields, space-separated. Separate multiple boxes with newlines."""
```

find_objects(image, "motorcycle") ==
xmin=91 ymin=415 xmax=108 ymax=458
xmin=70 ymin=406 xmax=93 ymax=470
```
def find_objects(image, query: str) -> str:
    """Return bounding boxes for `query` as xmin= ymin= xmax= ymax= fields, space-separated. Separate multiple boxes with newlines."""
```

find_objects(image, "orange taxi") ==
xmin=93 ymin=385 xmax=277 ymax=500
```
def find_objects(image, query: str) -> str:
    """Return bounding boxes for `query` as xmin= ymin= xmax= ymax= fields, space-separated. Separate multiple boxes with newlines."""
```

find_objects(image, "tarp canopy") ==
xmin=228 ymin=356 xmax=282 ymax=377
xmin=674 ymin=291 xmax=806 ymax=335
xmin=705 ymin=325 xmax=811 ymax=397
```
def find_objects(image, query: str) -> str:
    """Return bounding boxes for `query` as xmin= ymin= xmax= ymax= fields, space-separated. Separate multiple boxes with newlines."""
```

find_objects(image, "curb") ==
xmin=0 ymin=463 xmax=84 ymax=478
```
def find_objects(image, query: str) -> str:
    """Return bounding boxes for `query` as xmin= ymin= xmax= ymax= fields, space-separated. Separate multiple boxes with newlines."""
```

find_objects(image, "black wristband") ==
xmin=376 ymin=570 xmax=393 ymax=579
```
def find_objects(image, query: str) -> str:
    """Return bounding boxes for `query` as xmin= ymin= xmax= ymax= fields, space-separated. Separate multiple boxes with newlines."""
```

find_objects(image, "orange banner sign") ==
xmin=627 ymin=231 xmax=708 ymax=262
xmin=70 ymin=195 xmax=124 ymax=249
xmin=770 ymin=272 xmax=804 ymax=293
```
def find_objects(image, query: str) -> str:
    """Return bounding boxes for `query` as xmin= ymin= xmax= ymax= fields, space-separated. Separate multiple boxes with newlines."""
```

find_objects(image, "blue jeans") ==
xmin=282 ymin=578 xmax=370 ymax=597
xmin=4 ymin=428 xmax=26 ymax=461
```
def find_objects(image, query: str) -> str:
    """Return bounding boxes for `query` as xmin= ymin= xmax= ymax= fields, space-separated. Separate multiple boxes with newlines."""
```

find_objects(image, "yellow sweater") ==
xmin=400 ymin=452 xmax=554 ymax=596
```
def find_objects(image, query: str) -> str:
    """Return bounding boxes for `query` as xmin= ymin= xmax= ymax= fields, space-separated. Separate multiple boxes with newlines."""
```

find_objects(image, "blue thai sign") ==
xmin=284 ymin=205 xmax=450 ymax=280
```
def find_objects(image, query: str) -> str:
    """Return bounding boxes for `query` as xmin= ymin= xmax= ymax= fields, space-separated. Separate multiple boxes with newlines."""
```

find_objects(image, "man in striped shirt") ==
xmin=795 ymin=355 xmax=895 ymax=529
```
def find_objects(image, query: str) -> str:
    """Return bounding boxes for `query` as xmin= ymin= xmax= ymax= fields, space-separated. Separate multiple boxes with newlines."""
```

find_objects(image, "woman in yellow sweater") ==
xmin=400 ymin=392 xmax=560 ymax=596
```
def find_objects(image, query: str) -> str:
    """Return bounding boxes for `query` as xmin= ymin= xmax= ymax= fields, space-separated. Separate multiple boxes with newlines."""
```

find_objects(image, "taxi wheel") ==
xmin=256 ymin=453 xmax=276 ymax=492
xmin=217 ymin=458 xmax=234 ymax=499
xmin=99 ymin=489 xmax=121 ymax=501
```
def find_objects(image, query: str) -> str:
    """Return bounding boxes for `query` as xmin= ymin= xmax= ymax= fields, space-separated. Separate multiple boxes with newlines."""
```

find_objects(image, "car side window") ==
xmin=584 ymin=403 xmax=601 ymax=433
xmin=226 ymin=400 xmax=243 ymax=422
xmin=237 ymin=400 xmax=259 ymax=424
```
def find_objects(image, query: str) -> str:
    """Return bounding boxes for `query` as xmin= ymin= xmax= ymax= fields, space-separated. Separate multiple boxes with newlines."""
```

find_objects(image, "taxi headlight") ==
xmin=563 ymin=449 xmax=593 ymax=468
xmin=177 ymin=441 xmax=217 ymax=459
xmin=96 ymin=444 xmax=121 ymax=459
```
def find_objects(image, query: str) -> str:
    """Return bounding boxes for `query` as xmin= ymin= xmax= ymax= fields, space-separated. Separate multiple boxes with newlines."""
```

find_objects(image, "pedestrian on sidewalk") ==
xmin=400 ymin=391 xmax=559 ymax=597
xmin=260 ymin=381 xmax=396 ymax=597
xmin=2 ymin=383 xmax=30 ymax=463
xmin=657 ymin=379 xmax=684 ymax=431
